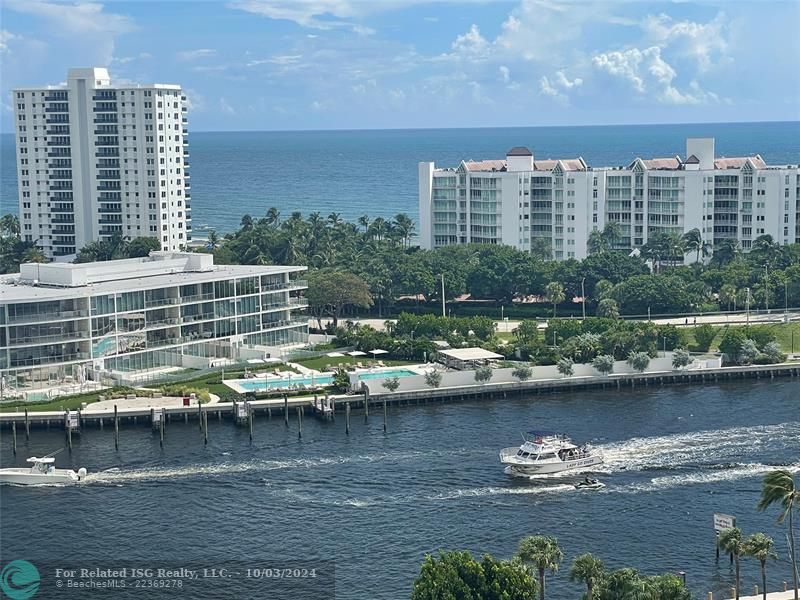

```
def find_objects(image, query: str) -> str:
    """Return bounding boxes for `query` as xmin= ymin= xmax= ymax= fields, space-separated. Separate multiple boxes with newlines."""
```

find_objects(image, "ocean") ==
xmin=2 ymin=121 xmax=799 ymax=235
xmin=2 ymin=380 xmax=798 ymax=599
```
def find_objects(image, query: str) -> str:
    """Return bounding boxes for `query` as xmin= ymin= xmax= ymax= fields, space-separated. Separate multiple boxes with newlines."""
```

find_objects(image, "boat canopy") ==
xmin=27 ymin=457 xmax=55 ymax=464
xmin=525 ymin=431 xmax=563 ymax=438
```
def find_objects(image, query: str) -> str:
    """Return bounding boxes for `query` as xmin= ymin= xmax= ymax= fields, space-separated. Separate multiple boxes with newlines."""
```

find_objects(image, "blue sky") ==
xmin=1 ymin=0 xmax=798 ymax=131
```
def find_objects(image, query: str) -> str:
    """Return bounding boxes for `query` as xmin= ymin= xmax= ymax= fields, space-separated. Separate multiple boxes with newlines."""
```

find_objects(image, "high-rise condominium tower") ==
xmin=13 ymin=67 xmax=191 ymax=259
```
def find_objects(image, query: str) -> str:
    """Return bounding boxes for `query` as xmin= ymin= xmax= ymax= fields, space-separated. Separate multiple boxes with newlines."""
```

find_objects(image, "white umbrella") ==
xmin=370 ymin=349 xmax=389 ymax=358
xmin=347 ymin=351 xmax=367 ymax=357
xmin=326 ymin=352 xmax=345 ymax=358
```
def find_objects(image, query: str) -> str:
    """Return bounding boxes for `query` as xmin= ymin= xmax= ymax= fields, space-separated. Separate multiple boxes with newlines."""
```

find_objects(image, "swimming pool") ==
xmin=233 ymin=368 xmax=418 ymax=391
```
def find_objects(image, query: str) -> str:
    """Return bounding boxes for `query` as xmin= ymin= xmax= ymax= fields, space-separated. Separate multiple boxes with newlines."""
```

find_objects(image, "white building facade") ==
xmin=13 ymin=68 xmax=191 ymax=259
xmin=0 ymin=252 xmax=308 ymax=396
xmin=419 ymin=138 xmax=800 ymax=260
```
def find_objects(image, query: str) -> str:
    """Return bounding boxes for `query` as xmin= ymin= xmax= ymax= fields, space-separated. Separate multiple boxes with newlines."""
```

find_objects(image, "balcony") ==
xmin=51 ymin=216 xmax=75 ymax=224
xmin=97 ymin=172 xmax=121 ymax=181
xmin=52 ymin=226 xmax=76 ymax=235
xmin=262 ymin=319 xmax=308 ymax=331
xmin=51 ymin=204 xmax=74 ymax=213
xmin=44 ymin=93 xmax=68 ymax=102
xmin=98 ymin=218 xmax=122 ymax=225
xmin=94 ymin=116 xmax=118 ymax=124
xmin=9 ymin=331 xmax=89 ymax=346
xmin=97 ymin=182 xmax=121 ymax=191
xmin=10 ymin=352 xmax=91 ymax=368
xmin=147 ymin=337 xmax=181 ymax=349
xmin=180 ymin=292 xmax=215 ymax=304
xmin=92 ymin=93 xmax=117 ymax=101
xmin=95 ymin=139 xmax=119 ymax=147
xmin=93 ymin=104 xmax=118 ymax=112
xmin=98 ymin=206 xmax=122 ymax=214
xmin=95 ymin=149 xmax=119 ymax=157
xmin=47 ymin=139 xmax=71 ymax=147
xmin=49 ymin=183 xmax=73 ymax=191
xmin=45 ymin=105 xmax=69 ymax=113
xmin=289 ymin=298 xmax=309 ymax=309
xmin=145 ymin=297 xmax=180 ymax=308
xmin=8 ymin=309 xmax=89 ymax=325
xmin=98 ymin=228 xmax=122 ymax=236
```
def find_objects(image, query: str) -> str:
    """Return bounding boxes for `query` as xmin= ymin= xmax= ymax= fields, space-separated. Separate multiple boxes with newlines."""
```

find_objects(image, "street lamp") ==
xmin=745 ymin=287 xmax=750 ymax=325
xmin=440 ymin=273 xmax=446 ymax=318
xmin=764 ymin=264 xmax=769 ymax=313
xmin=581 ymin=277 xmax=586 ymax=320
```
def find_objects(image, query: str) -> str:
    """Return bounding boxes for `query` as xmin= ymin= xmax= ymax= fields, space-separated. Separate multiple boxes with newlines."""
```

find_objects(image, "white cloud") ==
xmin=4 ymin=0 xmax=134 ymax=63
xmin=112 ymin=51 xmax=152 ymax=64
xmin=184 ymin=88 xmax=206 ymax=112
xmin=642 ymin=12 xmax=729 ymax=71
xmin=450 ymin=24 xmax=489 ymax=59
xmin=539 ymin=70 xmax=582 ymax=103
xmin=177 ymin=48 xmax=217 ymax=61
xmin=498 ymin=65 xmax=510 ymax=84
xmin=592 ymin=46 xmax=718 ymax=105
xmin=0 ymin=30 xmax=17 ymax=53
xmin=229 ymin=0 xmax=374 ymax=33
xmin=219 ymin=97 xmax=236 ymax=115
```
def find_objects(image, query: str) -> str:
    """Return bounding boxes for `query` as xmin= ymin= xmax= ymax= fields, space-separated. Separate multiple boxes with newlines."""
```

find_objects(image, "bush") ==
xmin=474 ymin=366 xmax=493 ymax=384
xmin=382 ymin=376 xmax=400 ymax=393
xmin=761 ymin=341 xmax=785 ymax=363
xmin=511 ymin=365 xmax=533 ymax=381
xmin=331 ymin=368 xmax=351 ymax=393
xmin=592 ymin=354 xmax=614 ymax=375
xmin=738 ymin=339 xmax=759 ymax=365
xmin=424 ymin=370 xmax=443 ymax=388
xmin=672 ymin=348 xmax=691 ymax=370
xmin=627 ymin=351 xmax=650 ymax=373
xmin=557 ymin=357 xmax=574 ymax=377
xmin=693 ymin=323 xmax=717 ymax=352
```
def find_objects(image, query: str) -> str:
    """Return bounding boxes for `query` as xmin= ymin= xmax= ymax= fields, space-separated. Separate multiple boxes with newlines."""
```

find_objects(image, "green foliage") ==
xmin=657 ymin=325 xmax=685 ymax=351
xmin=381 ymin=376 xmax=400 ymax=393
xmin=394 ymin=313 xmax=496 ymax=342
xmin=517 ymin=535 xmax=563 ymax=600
xmin=512 ymin=364 xmax=533 ymax=381
xmin=610 ymin=275 xmax=701 ymax=315
xmin=75 ymin=233 xmax=161 ymax=263
xmin=671 ymin=348 xmax=691 ymax=370
xmin=739 ymin=339 xmax=759 ymax=365
xmin=474 ymin=365 xmax=493 ymax=384
xmin=545 ymin=282 xmax=566 ymax=317
xmin=159 ymin=384 xmax=211 ymax=403
xmin=307 ymin=269 xmax=373 ymax=328
xmin=545 ymin=319 xmax=583 ymax=346
xmin=595 ymin=298 xmax=620 ymax=319
xmin=562 ymin=333 xmax=602 ymax=363
xmin=515 ymin=320 xmax=540 ymax=344
xmin=424 ymin=370 xmax=443 ymax=388
xmin=594 ymin=569 xmax=691 ymax=600
xmin=626 ymin=351 xmax=650 ymax=373
xmin=592 ymin=354 xmax=615 ymax=375
xmin=331 ymin=368 xmax=351 ymax=393
xmin=557 ymin=357 xmax=574 ymax=377
xmin=761 ymin=341 xmax=785 ymax=363
xmin=693 ymin=323 xmax=717 ymax=352
xmin=569 ymin=554 xmax=605 ymax=600
xmin=411 ymin=551 xmax=537 ymax=600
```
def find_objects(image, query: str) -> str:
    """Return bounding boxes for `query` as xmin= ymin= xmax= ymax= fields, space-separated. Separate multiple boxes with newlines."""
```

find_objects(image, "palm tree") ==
xmin=22 ymin=246 xmax=47 ymax=263
xmin=357 ymin=214 xmax=370 ymax=234
xmin=570 ymin=553 xmax=605 ymax=600
xmin=393 ymin=213 xmax=415 ymax=247
xmin=545 ymin=282 xmax=566 ymax=318
xmin=518 ymin=535 xmax=563 ymax=600
xmin=682 ymin=228 xmax=703 ymax=263
xmin=240 ymin=214 xmax=254 ymax=231
xmin=0 ymin=214 xmax=20 ymax=237
xmin=587 ymin=229 xmax=608 ymax=255
xmin=602 ymin=221 xmax=623 ymax=250
xmin=667 ymin=231 xmax=686 ymax=267
xmin=758 ymin=470 xmax=799 ymax=599
xmin=744 ymin=533 xmax=777 ymax=600
xmin=265 ymin=207 xmax=280 ymax=227
xmin=327 ymin=212 xmax=343 ymax=228
xmin=207 ymin=229 xmax=220 ymax=251
xmin=718 ymin=527 xmax=745 ymax=600
xmin=719 ymin=284 xmax=737 ymax=311
xmin=712 ymin=238 xmax=739 ymax=267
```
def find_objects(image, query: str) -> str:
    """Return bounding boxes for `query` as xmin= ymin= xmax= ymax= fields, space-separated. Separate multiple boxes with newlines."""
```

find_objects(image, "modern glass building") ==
xmin=0 ymin=252 xmax=307 ymax=396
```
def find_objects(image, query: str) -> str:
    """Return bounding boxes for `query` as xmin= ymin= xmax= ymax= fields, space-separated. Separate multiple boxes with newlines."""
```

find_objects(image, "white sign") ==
xmin=67 ymin=412 xmax=79 ymax=428
xmin=236 ymin=403 xmax=248 ymax=418
xmin=714 ymin=513 xmax=736 ymax=533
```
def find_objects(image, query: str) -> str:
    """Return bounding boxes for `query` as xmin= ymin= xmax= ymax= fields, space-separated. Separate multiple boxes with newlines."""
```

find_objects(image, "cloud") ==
xmin=229 ymin=0 xmax=373 ymax=33
xmin=450 ymin=24 xmax=490 ymax=59
xmin=642 ymin=12 xmax=729 ymax=71
xmin=539 ymin=70 xmax=582 ymax=103
xmin=177 ymin=48 xmax=217 ymax=61
xmin=4 ymin=0 xmax=134 ymax=63
xmin=219 ymin=97 xmax=236 ymax=115
xmin=184 ymin=88 xmax=206 ymax=112
xmin=498 ymin=65 xmax=510 ymax=84
xmin=247 ymin=54 xmax=303 ymax=67
xmin=112 ymin=51 xmax=152 ymax=64
xmin=592 ymin=46 xmax=718 ymax=105
xmin=0 ymin=30 xmax=17 ymax=53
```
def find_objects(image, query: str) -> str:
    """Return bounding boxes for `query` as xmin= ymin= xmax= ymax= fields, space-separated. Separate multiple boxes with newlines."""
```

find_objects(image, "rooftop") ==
xmin=438 ymin=347 xmax=504 ymax=361
xmin=0 ymin=252 xmax=306 ymax=303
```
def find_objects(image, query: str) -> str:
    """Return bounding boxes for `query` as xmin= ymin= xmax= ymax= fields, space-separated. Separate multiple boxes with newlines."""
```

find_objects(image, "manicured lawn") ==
xmin=295 ymin=355 xmax=414 ymax=371
xmin=682 ymin=321 xmax=800 ymax=353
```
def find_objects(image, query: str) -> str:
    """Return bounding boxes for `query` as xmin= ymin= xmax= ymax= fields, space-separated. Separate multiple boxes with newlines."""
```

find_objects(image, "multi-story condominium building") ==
xmin=0 ymin=252 xmax=308 ymax=395
xmin=13 ymin=67 xmax=191 ymax=259
xmin=419 ymin=138 xmax=800 ymax=261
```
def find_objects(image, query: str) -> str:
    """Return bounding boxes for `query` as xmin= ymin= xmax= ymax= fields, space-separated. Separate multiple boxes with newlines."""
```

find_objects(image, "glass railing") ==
xmin=8 ymin=331 xmax=89 ymax=345
xmin=8 ymin=310 xmax=88 ymax=324
xmin=144 ymin=297 xmax=180 ymax=308
xmin=10 ymin=352 xmax=90 ymax=368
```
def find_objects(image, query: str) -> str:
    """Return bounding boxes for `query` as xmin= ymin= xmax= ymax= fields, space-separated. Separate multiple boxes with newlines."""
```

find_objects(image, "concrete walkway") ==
xmin=724 ymin=590 xmax=798 ymax=600
xmin=89 ymin=393 xmax=220 ymax=412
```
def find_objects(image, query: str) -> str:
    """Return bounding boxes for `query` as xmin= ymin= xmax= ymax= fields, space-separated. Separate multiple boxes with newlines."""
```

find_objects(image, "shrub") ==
xmin=474 ymin=365 xmax=493 ymax=384
xmin=738 ymin=339 xmax=759 ymax=365
xmin=693 ymin=323 xmax=717 ymax=352
xmin=424 ymin=370 xmax=443 ymax=388
xmin=331 ymin=368 xmax=351 ymax=393
xmin=627 ymin=351 xmax=650 ymax=373
xmin=591 ymin=354 xmax=615 ymax=375
xmin=382 ymin=376 xmax=400 ymax=393
xmin=557 ymin=357 xmax=574 ymax=377
xmin=761 ymin=341 xmax=785 ymax=363
xmin=671 ymin=348 xmax=692 ymax=370
xmin=511 ymin=365 xmax=533 ymax=381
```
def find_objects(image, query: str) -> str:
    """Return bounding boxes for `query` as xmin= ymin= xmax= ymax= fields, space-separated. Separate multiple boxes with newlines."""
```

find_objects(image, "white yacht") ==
xmin=500 ymin=431 xmax=603 ymax=477
xmin=0 ymin=457 xmax=87 ymax=485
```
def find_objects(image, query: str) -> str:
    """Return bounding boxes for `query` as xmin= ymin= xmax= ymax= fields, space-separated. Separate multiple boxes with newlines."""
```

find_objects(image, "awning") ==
xmin=326 ymin=352 xmax=345 ymax=357
xmin=438 ymin=347 xmax=503 ymax=361
xmin=347 ymin=351 xmax=367 ymax=357
xmin=370 ymin=349 xmax=389 ymax=356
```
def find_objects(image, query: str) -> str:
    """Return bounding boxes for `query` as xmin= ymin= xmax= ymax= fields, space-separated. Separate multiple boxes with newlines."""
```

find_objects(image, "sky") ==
xmin=1 ymin=0 xmax=799 ymax=132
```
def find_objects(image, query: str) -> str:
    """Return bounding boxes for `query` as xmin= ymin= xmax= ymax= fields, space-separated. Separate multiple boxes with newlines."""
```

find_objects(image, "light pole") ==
xmin=745 ymin=287 xmax=750 ymax=325
xmin=440 ymin=273 xmax=446 ymax=318
xmin=764 ymin=264 xmax=769 ymax=313
xmin=581 ymin=277 xmax=586 ymax=320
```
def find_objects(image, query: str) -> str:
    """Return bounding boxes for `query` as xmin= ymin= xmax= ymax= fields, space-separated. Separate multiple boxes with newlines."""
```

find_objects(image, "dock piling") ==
xmin=297 ymin=406 xmax=302 ymax=439
xmin=248 ymin=402 xmax=253 ymax=443
xmin=159 ymin=409 xmax=165 ymax=448
xmin=383 ymin=398 xmax=387 ymax=433
xmin=284 ymin=394 xmax=289 ymax=428
xmin=364 ymin=388 xmax=369 ymax=422
xmin=24 ymin=409 xmax=29 ymax=440
xmin=12 ymin=421 xmax=17 ymax=455
xmin=203 ymin=409 xmax=208 ymax=445
xmin=345 ymin=402 xmax=351 ymax=436
xmin=114 ymin=405 xmax=119 ymax=450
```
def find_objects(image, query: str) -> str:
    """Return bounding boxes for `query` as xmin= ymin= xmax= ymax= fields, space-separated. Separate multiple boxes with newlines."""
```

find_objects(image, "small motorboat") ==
xmin=0 ymin=456 xmax=87 ymax=486
xmin=574 ymin=478 xmax=605 ymax=490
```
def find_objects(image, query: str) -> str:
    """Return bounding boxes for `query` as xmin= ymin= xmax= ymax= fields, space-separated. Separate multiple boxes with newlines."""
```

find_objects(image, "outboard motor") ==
xmin=77 ymin=468 xmax=87 ymax=481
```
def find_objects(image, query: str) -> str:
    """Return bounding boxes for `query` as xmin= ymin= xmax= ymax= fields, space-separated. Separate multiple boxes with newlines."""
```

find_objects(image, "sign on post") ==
xmin=713 ymin=513 xmax=736 ymax=534
xmin=67 ymin=412 xmax=79 ymax=429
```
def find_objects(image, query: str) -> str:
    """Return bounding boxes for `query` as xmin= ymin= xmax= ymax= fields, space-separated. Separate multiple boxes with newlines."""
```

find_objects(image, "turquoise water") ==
xmin=2 ymin=123 xmax=798 ymax=233
xmin=235 ymin=368 xmax=417 ymax=391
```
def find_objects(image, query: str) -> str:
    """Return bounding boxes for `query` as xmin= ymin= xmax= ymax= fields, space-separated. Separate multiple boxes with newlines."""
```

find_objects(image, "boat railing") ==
xmin=499 ymin=447 xmax=521 ymax=460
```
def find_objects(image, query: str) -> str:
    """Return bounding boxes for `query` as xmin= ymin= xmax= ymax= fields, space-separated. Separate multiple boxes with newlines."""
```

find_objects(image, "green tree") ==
xmin=682 ymin=228 xmax=704 ymax=263
xmin=626 ymin=351 xmax=650 ymax=373
xmin=762 ymin=341 xmax=785 ymax=364
xmin=693 ymin=323 xmax=717 ymax=352
xmin=515 ymin=320 xmax=540 ymax=344
xmin=757 ymin=470 xmax=799 ymax=600
xmin=126 ymin=236 xmax=161 ymax=258
xmin=718 ymin=527 xmax=745 ymax=600
xmin=596 ymin=298 xmax=620 ymax=319
xmin=557 ymin=357 xmax=574 ymax=377
xmin=545 ymin=281 xmax=566 ymax=317
xmin=592 ymin=354 xmax=615 ymax=376
xmin=382 ymin=376 xmax=400 ymax=393
xmin=518 ymin=535 xmax=563 ymax=600
xmin=739 ymin=339 xmax=759 ymax=365
xmin=424 ymin=370 xmax=443 ymax=388
xmin=307 ymin=269 xmax=373 ymax=329
xmin=411 ymin=550 xmax=537 ymax=600
xmin=744 ymin=532 xmax=777 ymax=600
xmin=672 ymin=348 xmax=691 ymax=370
xmin=719 ymin=284 xmax=738 ymax=311
xmin=474 ymin=365 xmax=493 ymax=384
xmin=512 ymin=365 xmax=533 ymax=381
xmin=331 ymin=368 xmax=350 ymax=393
xmin=569 ymin=553 xmax=605 ymax=600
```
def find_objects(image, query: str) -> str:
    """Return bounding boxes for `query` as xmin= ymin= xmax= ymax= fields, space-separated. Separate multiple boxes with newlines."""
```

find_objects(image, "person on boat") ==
xmin=584 ymin=476 xmax=591 ymax=484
